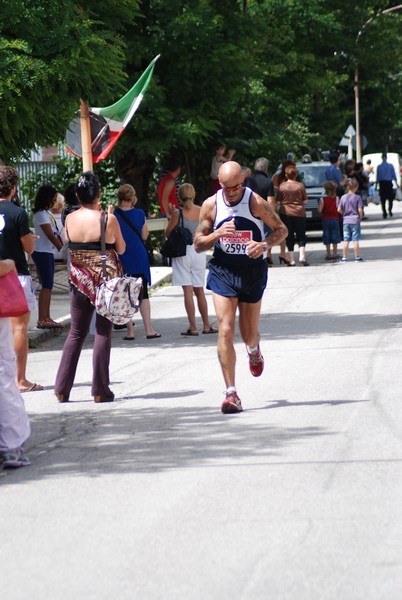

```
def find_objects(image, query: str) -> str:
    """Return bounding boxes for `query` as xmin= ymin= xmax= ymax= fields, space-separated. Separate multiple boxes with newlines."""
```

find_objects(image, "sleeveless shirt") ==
xmin=212 ymin=187 xmax=266 ymax=267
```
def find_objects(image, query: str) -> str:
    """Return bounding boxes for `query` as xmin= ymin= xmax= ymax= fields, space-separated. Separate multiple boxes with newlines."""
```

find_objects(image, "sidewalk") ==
xmin=28 ymin=263 xmax=172 ymax=345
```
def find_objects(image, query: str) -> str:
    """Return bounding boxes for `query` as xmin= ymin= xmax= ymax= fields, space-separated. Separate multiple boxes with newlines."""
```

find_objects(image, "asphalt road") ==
xmin=1 ymin=203 xmax=402 ymax=600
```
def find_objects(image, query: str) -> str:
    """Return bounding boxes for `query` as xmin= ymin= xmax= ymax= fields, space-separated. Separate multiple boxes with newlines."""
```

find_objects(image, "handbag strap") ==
xmin=100 ymin=211 xmax=108 ymax=280
xmin=114 ymin=207 xmax=148 ymax=250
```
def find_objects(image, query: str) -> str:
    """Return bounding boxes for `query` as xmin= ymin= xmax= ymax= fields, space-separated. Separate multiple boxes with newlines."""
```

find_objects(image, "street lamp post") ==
xmin=354 ymin=4 xmax=402 ymax=161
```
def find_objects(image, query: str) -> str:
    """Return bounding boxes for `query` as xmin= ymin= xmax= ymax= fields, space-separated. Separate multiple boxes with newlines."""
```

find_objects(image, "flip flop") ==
xmin=37 ymin=319 xmax=62 ymax=329
xmin=123 ymin=336 xmax=135 ymax=340
xmin=202 ymin=327 xmax=218 ymax=334
xmin=20 ymin=383 xmax=44 ymax=393
xmin=146 ymin=333 xmax=161 ymax=339
xmin=181 ymin=329 xmax=199 ymax=336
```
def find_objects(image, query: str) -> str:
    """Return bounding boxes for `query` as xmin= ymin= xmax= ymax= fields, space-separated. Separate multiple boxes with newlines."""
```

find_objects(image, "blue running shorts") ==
xmin=207 ymin=258 xmax=268 ymax=303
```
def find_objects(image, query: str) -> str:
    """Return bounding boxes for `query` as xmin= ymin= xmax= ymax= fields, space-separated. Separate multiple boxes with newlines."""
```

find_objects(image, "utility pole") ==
xmin=80 ymin=99 xmax=93 ymax=172
xmin=354 ymin=4 xmax=402 ymax=161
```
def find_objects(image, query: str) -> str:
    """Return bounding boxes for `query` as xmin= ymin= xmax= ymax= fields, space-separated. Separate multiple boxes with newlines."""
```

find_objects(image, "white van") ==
xmin=362 ymin=152 xmax=402 ymax=187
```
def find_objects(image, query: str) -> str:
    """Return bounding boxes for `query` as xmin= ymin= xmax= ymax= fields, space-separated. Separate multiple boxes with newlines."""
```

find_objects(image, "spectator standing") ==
xmin=325 ymin=151 xmax=348 ymax=241
xmin=247 ymin=157 xmax=286 ymax=266
xmin=363 ymin=159 xmax=374 ymax=178
xmin=0 ymin=166 xmax=41 ymax=393
xmin=317 ymin=181 xmax=340 ymax=260
xmin=210 ymin=143 xmax=236 ymax=193
xmin=354 ymin=162 xmax=370 ymax=219
xmin=276 ymin=161 xmax=310 ymax=266
xmin=61 ymin=183 xmax=80 ymax=225
xmin=165 ymin=183 xmax=217 ymax=336
xmin=31 ymin=185 xmax=64 ymax=328
xmin=0 ymin=259 xmax=31 ymax=469
xmin=51 ymin=192 xmax=66 ymax=260
xmin=325 ymin=150 xmax=348 ymax=197
xmin=157 ymin=158 xmax=181 ymax=218
xmin=338 ymin=178 xmax=364 ymax=262
xmin=54 ymin=172 xmax=125 ymax=403
xmin=113 ymin=184 xmax=160 ymax=340
xmin=376 ymin=153 xmax=399 ymax=218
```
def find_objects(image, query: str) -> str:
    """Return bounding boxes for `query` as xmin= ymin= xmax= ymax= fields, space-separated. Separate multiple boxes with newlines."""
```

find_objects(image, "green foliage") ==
xmin=2 ymin=0 xmax=402 ymax=206
xmin=18 ymin=153 xmax=119 ymax=212
xmin=0 ymin=0 xmax=140 ymax=160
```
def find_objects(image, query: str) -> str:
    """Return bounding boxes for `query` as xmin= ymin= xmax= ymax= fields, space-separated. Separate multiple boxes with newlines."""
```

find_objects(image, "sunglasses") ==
xmin=221 ymin=182 xmax=243 ymax=193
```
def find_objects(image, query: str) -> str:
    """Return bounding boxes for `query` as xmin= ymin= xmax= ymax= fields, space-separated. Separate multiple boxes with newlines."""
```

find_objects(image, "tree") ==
xmin=0 ymin=0 xmax=140 ymax=160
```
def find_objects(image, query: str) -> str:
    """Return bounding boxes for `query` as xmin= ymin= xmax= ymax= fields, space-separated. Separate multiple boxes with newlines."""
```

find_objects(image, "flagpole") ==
xmin=80 ymin=99 xmax=93 ymax=172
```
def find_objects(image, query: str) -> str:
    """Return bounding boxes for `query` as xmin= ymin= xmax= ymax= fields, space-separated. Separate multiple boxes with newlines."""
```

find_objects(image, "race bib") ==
xmin=220 ymin=230 xmax=252 ymax=255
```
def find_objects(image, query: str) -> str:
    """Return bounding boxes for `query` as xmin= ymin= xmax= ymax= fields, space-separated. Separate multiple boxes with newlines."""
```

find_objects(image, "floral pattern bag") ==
xmin=94 ymin=212 xmax=143 ymax=324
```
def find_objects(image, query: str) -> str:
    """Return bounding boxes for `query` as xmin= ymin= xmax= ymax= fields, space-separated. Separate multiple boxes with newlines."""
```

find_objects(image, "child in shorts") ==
xmin=318 ymin=181 xmax=341 ymax=260
xmin=338 ymin=178 xmax=364 ymax=262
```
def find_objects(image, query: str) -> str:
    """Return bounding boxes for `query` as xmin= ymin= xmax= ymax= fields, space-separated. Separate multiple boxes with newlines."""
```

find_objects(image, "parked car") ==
xmin=295 ymin=159 xmax=327 ymax=229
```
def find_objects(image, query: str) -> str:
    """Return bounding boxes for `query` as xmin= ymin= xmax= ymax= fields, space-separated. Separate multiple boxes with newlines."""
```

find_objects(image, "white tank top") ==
xmin=212 ymin=187 xmax=266 ymax=267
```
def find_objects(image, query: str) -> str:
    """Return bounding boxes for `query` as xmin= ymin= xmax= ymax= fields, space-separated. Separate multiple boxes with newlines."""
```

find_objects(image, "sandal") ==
xmin=20 ymin=383 xmax=44 ymax=393
xmin=181 ymin=329 xmax=199 ymax=336
xmin=202 ymin=327 xmax=218 ymax=334
xmin=37 ymin=319 xmax=63 ymax=329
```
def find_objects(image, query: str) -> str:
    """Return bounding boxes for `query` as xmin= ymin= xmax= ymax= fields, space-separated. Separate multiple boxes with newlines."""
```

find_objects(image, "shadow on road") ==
xmin=1 ymin=401 xmax=337 ymax=482
xmin=261 ymin=311 xmax=402 ymax=339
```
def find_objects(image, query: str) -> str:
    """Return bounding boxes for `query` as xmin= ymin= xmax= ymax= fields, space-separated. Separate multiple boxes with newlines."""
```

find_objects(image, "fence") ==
xmin=16 ymin=161 xmax=60 ymax=214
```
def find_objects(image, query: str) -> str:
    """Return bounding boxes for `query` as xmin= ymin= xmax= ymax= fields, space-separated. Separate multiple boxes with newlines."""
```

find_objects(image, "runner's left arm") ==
xmin=245 ymin=194 xmax=288 ymax=259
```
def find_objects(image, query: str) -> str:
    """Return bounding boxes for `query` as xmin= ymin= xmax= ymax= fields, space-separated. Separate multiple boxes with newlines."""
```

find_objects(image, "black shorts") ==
xmin=207 ymin=258 xmax=268 ymax=303
xmin=127 ymin=273 xmax=149 ymax=299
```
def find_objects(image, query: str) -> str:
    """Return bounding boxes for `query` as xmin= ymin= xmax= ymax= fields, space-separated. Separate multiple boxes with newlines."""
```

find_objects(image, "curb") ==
xmin=28 ymin=272 xmax=172 ymax=347
xmin=28 ymin=316 xmax=71 ymax=347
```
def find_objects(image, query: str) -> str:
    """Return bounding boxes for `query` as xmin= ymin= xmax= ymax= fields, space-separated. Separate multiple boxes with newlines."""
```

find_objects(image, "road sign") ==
xmin=352 ymin=134 xmax=367 ymax=151
xmin=339 ymin=125 xmax=356 ymax=146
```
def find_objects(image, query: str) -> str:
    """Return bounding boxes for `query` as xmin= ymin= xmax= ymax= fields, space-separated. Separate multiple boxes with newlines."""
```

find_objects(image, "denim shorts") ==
xmin=322 ymin=219 xmax=341 ymax=245
xmin=343 ymin=223 xmax=361 ymax=242
xmin=31 ymin=251 xmax=55 ymax=289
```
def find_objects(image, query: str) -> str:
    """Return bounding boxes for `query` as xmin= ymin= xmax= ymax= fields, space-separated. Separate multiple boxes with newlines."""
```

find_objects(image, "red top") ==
xmin=321 ymin=195 xmax=339 ymax=220
xmin=157 ymin=173 xmax=179 ymax=215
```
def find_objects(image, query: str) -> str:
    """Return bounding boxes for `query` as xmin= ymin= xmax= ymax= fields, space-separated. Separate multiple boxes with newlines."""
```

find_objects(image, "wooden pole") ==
xmin=80 ymin=99 xmax=93 ymax=172
xmin=354 ymin=67 xmax=361 ymax=161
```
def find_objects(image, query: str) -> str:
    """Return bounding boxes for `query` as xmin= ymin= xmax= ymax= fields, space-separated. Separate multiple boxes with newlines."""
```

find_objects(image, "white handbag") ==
xmin=94 ymin=212 xmax=142 ymax=325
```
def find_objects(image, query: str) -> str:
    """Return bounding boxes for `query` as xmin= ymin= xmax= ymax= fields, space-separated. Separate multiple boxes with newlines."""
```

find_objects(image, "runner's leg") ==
xmin=211 ymin=293 xmax=238 ymax=388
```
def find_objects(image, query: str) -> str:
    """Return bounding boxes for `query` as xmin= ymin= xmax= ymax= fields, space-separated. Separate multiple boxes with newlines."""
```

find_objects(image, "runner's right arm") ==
xmin=194 ymin=197 xmax=235 ymax=253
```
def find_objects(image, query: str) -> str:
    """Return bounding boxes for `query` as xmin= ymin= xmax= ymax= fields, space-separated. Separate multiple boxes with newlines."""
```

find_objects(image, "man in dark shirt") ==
xmin=376 ymin=153 xmax=399 ymax=218
xmin=244 ymin=157 xmax=277 ymax=265
xmin=244 ymin=157 xmax=274 ymax=199
xmin=0 ymin=166 xmax=42 ymax=392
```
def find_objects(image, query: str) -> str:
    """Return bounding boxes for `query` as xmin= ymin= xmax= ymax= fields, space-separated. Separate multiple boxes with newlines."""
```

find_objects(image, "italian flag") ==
xmin=67 ymin=55 xmax=160 ymax=163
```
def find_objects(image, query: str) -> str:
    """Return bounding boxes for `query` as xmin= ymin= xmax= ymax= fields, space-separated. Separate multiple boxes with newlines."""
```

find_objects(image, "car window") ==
xmin=297 ymin=165 xmax=327 ymax=187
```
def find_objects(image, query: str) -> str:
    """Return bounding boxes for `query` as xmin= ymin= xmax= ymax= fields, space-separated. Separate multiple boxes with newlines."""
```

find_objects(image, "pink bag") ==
xmin=0 ymin=271 xmax=29 ymax=318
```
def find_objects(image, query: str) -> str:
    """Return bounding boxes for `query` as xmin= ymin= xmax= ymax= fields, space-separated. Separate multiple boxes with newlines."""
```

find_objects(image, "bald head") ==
xmin=219 ymin=161 xmax=243 ymax=185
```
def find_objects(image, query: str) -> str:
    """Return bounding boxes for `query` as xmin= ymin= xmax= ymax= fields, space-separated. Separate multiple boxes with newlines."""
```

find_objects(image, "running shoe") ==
xmin=1 ymin=449 xmax=31 ymax=469
xmin=221 ymin=391 xmax=243 ymax=414
xmin=354 ymin=256 xmax=364 ymax=262
xmin=248 ymin=346 xmax=264 ymax=377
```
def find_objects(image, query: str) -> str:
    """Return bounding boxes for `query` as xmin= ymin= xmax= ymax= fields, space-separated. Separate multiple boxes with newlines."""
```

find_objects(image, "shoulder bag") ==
xmin=114 ymin=207 xmax=153 ymax=264
xmin=95 ymin=212 xmax=143 ymax=325
xmin=0 ymin=270 xmax=29 ymax=318
xmin=160 ymin=209 xmax=193 ymax=258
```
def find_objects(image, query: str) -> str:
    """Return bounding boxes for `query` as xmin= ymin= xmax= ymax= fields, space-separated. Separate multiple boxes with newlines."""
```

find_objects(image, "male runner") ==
xmin=194 ymin=161 xmax=288 ymax=413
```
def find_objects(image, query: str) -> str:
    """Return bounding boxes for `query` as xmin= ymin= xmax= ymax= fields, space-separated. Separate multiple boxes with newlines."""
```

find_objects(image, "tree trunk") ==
xmin=115 ymin=153 xmax=156 ymax=215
